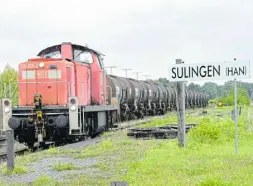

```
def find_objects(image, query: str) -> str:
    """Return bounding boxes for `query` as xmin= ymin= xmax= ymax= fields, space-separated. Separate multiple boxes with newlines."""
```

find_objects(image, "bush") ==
xmin=188 ymin=117 xmax=222 ymax=144
xmin=219 ymin=88 xmax=250 ymax=106
xmin=0 ymin=65 xmax=18 ymax=105
xmin=187 ymin=115 xmax=241 ymax=145
xmin=208 ymin=98 xmax=218 ymax=104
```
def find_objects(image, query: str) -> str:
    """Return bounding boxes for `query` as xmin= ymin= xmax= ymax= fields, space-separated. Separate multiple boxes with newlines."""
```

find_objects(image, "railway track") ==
xmin=0 ymin=138 xmax=29 ymax=163
xmin=0 ymin=109 xmax=203 ymax=163
xmin=0 ymin=113 xmax=172 ymax=163
xmin=127 ymin=124 xmax=197 ymax=139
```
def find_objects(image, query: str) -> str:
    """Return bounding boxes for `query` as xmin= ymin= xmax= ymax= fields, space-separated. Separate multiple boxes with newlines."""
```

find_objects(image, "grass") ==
xmin=118 ymin=106 xmax=253 ymax=186
xmin=52 ymin=162 xmax=79 ymax=171
xmin=32 ymin=175 xmax=58 ymax=186
xmin=1 ymin=106 xmax=253 ymax=186
xmin=2 ymin=166 xmax=27 ymax=175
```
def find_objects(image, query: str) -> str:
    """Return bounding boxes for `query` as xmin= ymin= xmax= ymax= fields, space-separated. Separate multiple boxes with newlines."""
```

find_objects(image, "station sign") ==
xmin=168 ymin=61 xmax=251 ymax=82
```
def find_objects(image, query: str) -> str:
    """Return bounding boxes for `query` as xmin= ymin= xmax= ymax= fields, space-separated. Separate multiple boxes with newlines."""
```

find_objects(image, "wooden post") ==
xmin=6 ymin=129 xmax=15 ymax=170
xmin=175 ymin=59 xmax=186 ymax=148
xmin=234 ymin=79 xmax=238 ymax=155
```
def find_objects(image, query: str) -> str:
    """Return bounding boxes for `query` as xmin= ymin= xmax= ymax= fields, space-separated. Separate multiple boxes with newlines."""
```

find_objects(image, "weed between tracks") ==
xmin=1 ymin=106 xmax=253 ymax=185
xmin=2 ymin=166 xmax=27 ymax=175
xmin=52 ymin=162 xmax=79 ymax=171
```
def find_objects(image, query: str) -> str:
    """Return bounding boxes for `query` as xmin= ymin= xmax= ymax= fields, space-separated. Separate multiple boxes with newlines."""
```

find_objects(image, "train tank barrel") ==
xmin=106 ymin=75 xmax=123 ymax=105
xmin=138 ymin=81 xmax=149 ymax=104
xmin=123 ymin=78 xmax=140 ymax=106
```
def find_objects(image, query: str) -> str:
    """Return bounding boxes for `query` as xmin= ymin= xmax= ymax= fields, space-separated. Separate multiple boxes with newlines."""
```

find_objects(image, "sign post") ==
xmin=168 ymin=60 xmax=250 ymax=153
xmin=6 ymin=129 xmax=15 ymax=170
xmin=175 ymin=59 xmax=186 ymax=148
xmin=234 ymin=79 xmax=238 ymax=155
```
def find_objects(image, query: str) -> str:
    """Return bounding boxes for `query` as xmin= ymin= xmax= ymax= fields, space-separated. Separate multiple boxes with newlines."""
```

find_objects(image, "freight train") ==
xmin=6 ymin=42 xmax=209 ymax=148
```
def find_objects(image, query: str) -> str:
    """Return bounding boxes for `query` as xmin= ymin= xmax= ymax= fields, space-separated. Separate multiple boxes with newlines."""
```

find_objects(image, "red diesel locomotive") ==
xmin=7 ymin=42 xmax=209 ymax=148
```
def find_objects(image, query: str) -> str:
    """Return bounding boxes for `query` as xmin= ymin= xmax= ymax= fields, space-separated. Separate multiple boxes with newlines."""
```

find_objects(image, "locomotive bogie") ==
xmin=9 ymin=99 xmax=119 ymax=147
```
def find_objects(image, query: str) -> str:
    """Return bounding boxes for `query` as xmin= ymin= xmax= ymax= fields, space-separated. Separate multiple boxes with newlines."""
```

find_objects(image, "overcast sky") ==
xmin=1 ymin=0 xmax=253 ymax=85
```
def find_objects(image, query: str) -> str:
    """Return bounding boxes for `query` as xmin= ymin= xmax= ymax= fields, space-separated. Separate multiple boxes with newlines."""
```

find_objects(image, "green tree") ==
xmin=187 ymin=83 xmax=202 ymax=92
xmin=0 ymin=64 xmax=18 ymax=105
xmin=201 ymin=82 xmax=220 ymax=99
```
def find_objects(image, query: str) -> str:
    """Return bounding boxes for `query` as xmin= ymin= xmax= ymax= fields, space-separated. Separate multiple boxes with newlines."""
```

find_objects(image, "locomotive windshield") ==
xmin=73 ymin=49 xmax=93 ymax=63
xmin=37 ymin=43 xmax=105 ymax=69
xmin=73 ymin=49 xmax=104 ymax=69
xmin=42 ymin=50 xmax=61 ymax=59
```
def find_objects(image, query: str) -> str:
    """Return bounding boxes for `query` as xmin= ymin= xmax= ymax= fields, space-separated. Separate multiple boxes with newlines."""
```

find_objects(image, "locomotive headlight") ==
xmin=4 ymin=100 xmax=9 ymax=106
xmin=4 ymin=107 xmax=10 ymax=113
xmin=39 ymin=62 xmax=45 ymax=68
xmin=70 ymin=105 xmax=76 ymax=111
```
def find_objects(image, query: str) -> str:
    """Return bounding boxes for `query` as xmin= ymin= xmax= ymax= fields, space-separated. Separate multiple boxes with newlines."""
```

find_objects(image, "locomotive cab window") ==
xmin=97 ymin=54 xmax=104 ymax=69
xmin=73 ymin=49 xmax=93 ymax=64
xmin=43 ymin=50 xmax=61 ymax=58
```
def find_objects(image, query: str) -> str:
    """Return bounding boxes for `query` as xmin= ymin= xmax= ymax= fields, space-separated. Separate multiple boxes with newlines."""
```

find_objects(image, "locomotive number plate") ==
xmin=22 ymin=70 xmax=62 ymax=79
xmin=36 ymin=71 xmax=48 ymax=78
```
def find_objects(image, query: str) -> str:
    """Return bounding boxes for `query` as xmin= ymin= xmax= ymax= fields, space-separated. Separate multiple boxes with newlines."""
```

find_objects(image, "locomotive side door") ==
xmin=66 ymin=66 xmax=75 ymax=98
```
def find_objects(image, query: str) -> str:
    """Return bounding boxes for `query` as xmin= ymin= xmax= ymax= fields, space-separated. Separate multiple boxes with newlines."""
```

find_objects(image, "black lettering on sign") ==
xmin=171 ymin=64 xmax=221 ymax=79
xmin=213 ymin=65 xmax=220 ymax=76
xmin=199 ymin=66 xmax=206 ymax=77
xmin=239 ymin=66 xmax=246 ymax=75
xmin=177 ymin=67 xmax=183 ymax=78
xmin=207 ymin=65 xmax=212 ymax=77
xmin=227 ymin=67 xmax=233 ymax=76
xmin=192 ymin=67 xmax=198 ymax=77
xmin=234 ymin=68 xmax=238 ymax=75
xmin=226 ymin=66 xmax=246 ymax=76
xmin=172 ymin=67 xmax=176 ymax=78
xmin=184 ymin=67 xmax=189 ymax=78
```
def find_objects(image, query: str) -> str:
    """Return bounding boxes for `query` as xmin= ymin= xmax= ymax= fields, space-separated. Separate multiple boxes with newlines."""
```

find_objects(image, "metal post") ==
xmin=133 ymin=72 xmax=141 ymax=80
xmin=105 ymin=66 xmax=117 ymax=75
xmin=122 ymin=69 xmax=132 ymax=78
xmin=175 ymin=59 xmax=186 ymax=148
xmin=234 ymin=78 xmax=238 ymax=155
xmin=143 ymin=75 xmax=151 ymax=80
xmin=6 ymin=129 xmax=14 ymax=170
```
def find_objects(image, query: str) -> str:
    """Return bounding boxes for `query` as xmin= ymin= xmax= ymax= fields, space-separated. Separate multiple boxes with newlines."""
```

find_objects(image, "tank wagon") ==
xmin=7 ymin=42 xmax=209 ymax=148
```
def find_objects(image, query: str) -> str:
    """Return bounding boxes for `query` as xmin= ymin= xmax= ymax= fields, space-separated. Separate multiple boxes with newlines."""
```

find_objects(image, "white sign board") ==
xmin=168 ymin=61 xmax=251 ymax=82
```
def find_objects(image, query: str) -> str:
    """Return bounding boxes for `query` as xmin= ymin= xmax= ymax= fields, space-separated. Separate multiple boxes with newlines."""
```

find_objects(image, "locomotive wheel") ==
xmin=153 ymin=109 xmax=156 ymax=116
xmin=39 ymin=142 xmax=49 ymax=149
xmin=27 ymin=142 xmax=35 ymax=151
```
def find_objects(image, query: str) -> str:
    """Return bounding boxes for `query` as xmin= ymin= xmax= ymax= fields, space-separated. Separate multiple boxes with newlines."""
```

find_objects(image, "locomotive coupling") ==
xmin=34 ymin=94 xmax=42 ymax=110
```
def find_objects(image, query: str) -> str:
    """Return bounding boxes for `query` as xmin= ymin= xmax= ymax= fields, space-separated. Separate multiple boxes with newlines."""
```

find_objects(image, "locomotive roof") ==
xmin=37 ymin=42 xmax=105 ymax=57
